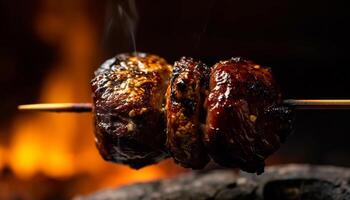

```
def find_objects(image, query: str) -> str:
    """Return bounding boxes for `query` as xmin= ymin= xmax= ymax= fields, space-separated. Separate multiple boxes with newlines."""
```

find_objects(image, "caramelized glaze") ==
xmin=204 ymin=58 xmax=294 ymax=174
xmin=91 ymin=53 xmax=172 ymax=169
xmin=166 ymin=57 xmax=210 ymax=169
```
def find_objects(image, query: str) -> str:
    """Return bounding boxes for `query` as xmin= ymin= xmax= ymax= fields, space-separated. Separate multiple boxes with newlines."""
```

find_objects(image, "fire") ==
xmin=0 ymin=0 xmax=185 ymax=196
xmin=9 ymin=113 xmax=76 ymax=179
xmin=0 ymin=145 xmax=5 ymax=170
xmin=6 ymin=0 xmax=97 ymax=179
xmin=96 ymin=160 xmax=180 ymax=189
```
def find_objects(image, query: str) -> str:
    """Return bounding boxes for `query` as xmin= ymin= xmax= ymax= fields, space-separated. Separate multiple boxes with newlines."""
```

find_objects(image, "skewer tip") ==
xmin=283 ymin=99 xmax=350 ymax=110
xmin=18 ymin=103 xmax=93 ymax=113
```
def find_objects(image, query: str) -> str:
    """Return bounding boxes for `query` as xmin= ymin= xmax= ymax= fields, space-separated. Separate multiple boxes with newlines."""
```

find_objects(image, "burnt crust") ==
xmin=166 ymin=57 xmax=210 ymax=169
xmin=91 ymin=53 xmax=172 ymax=169
xmin=204 ymin=57 xmax=294 ymax=174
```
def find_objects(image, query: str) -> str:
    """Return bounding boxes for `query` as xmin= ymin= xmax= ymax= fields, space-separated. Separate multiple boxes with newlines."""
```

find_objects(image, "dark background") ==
xmin=1 ymin=0 xmax=349 ymax=166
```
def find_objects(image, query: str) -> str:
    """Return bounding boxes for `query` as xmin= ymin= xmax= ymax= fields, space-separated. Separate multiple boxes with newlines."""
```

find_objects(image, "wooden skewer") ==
xmin=283 ymin=99 xmax=350 ymax=110
xmin=18 ymin=103 xmax=93 ymax=112
xmin=17 ymin=99 xmax=350 ymax=113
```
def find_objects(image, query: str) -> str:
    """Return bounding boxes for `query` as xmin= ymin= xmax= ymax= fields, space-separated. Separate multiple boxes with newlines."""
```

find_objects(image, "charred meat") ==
xmin=91 ymin=53 xmax=172 ymax=169
xmin=204 ymin=58 xmax=294 ymax=174
xmin=91 ymin=54 xmax=294 ymax=173
xmin=166 ymin=57 xmax=210 ymax=169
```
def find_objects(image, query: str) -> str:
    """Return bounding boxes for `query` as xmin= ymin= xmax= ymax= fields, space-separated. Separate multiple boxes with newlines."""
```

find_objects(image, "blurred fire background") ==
xmin=0 ymin=0 xmax=350 ymax=199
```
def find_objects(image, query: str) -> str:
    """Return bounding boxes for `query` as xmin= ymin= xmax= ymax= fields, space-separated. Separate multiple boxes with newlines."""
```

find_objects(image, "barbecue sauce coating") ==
xmin=204 ymin=58 xmax=294 ymax=174
xmin=166 ymin=57 xmax=210 ymax=169
xmin=91 ymin=53 xmax=172 ymax=169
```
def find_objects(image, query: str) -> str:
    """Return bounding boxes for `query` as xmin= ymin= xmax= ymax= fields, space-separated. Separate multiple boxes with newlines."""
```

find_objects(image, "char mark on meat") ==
xmin=166 ymin=57 xmax=210 ymax=169
xmin=204 ymin=57 xmax=294 ymax=174
xmin=91 ymin=53 xmax=172 ymax=169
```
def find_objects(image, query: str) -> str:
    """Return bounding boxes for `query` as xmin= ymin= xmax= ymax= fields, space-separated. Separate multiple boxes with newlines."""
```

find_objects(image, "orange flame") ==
xmin=2 ymin=0 xmax=185 ymax=195
xmin=0 ymin=145 xmax=6 ymax=170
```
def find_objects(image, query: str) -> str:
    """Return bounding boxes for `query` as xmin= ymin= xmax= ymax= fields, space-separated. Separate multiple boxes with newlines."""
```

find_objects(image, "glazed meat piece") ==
xmin=166 ymin=57 xmax=210 ymax=169
xmin=204 ymin=58 xmax=294 ymax=174
xmin=91 ymin=53 xmax=172 ymax=169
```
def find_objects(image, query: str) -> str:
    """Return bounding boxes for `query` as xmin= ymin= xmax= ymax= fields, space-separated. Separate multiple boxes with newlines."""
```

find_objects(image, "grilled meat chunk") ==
xmin=91 ymin=53 xmax=172 ymax=169
xmin=204 ymin=58 xmax=294 ymax=174
xmin=166 ymin=57 xmax=210 ymax=169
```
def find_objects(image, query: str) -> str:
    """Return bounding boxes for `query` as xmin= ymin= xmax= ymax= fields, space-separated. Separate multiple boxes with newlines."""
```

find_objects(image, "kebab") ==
xmin=18 ymin=53 xmax=350 ymax=174
xmin=94 ymin=53 xmax=292 ymax=173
